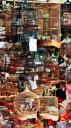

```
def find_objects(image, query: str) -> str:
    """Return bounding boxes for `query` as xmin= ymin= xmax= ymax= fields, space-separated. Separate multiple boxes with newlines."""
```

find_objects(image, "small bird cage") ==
xmin=65 ymin=66 xmax=71 ymax=93
xmin=14 ymin=88 xmax=40 ymax=120
xmin=39 ymin=96 xmax=58 ymax=121
xmin=66 ymin=43 xmax=71 ymax=59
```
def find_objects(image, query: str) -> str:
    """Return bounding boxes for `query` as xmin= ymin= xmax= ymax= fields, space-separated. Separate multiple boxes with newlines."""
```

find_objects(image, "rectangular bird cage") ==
xmin=11 ymin=2 xmax=38 ymax=43
xmin=39 ymin=96 xmax=58 ymax=121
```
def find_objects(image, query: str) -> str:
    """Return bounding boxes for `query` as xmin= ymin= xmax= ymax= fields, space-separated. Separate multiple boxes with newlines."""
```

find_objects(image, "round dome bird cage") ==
xmin=14 ymin=88 xmax=40 ymax=120
xmin=39 ymin=96 xmax=58 ymax=121
xmin=66 ymin=65 xmax=71 ymax=93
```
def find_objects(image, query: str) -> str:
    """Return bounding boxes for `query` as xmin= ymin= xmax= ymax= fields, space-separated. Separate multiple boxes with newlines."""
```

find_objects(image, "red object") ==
xmin=63 ymin=114 xmax=69 ymax=120
xmin=9 ymin=66 xmax=17 ymax=73
xmin=60 ymin=114 xmax=69 ymax=121
xmin=58 ymin=97 xmax=64 ymax=103
xmin=48 ymin=119 xmax=54 ymax=126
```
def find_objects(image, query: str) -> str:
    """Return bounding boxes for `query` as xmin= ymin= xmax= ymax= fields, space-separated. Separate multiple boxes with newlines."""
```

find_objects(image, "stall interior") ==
xmin=0 ymin=1 xmax=71 ymax=128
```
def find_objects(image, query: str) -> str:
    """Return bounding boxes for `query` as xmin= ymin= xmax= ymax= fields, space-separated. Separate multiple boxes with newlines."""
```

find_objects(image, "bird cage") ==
xmin=45 ymin=63 xmax=59 ymax=80
xmin=11 ymin=1 xmax=38 ymax=44
xmin=65 ymin=66 xmax=71 ymax=93
xmin=61 ymin=0 xmax=71 ymax=40
xmin=66 ymin=43 xmax=71 ymax=59
xmin=14 ymin=88 xmax=40 ymax=120
xmin=39 ymin=96 xmax=58 ymax=121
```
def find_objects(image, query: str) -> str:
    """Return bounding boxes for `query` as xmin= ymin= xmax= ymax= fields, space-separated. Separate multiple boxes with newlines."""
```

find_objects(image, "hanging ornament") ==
xmin=14 ymin=87 xmax=40 ymax=120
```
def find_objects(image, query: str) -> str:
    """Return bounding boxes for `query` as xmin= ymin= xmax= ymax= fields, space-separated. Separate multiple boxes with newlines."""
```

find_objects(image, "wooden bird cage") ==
xmin=14 ymin=88 xmax=40 ymax=120
xmin=60 ymin=43 xmax=71 ymax=59
xmin=66 ymin=66 xmax=71 ymax=95
xmin=65 ymin=65 xmax=71 ymax=83
xmin=66 ymin=43 xmax=71 ymax=59
xmin=36 ymin=3 xmax=61 ymax=42
xmin=61 ymin=1 xmax=71 ymax=40
xmin=45 ymin=63 xmax=59 ymax=80
xmin=39 ymin=63 xmax=59 ymax=83
xmin=39 ymin=96 xmax=58 ymax=121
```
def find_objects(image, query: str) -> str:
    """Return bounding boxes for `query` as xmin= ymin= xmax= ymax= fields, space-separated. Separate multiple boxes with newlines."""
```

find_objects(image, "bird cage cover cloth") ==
xmin=14 ymin=88 xmax=40 ymax=120
xmin=39 ymin=96 xmax=58 ymax=121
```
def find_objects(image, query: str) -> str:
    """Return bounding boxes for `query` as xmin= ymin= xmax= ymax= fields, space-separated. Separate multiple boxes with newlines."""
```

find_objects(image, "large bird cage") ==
xmin=65 ymin=66 xmax=71 ymax=102
xmin=65 ymin=66 xmax=71 ymax=84
xmin=65 ymin=65 xmax=71 ymax=98
xmin=11 ymin=1 xmax=38 ymax=46
xmin=60 ymin=43 xmax=71 ymax=59
xmin=39 ymin=96 xmax=58 ymax=121
xmin=14 ymin=88 xmax=40 ymax=120
xmin=61 ymin=0 xmax=71 ymax=40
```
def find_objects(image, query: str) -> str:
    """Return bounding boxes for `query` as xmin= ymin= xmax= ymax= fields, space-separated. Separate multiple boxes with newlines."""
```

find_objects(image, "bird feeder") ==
xmin=14 ymin=88 xmax=40 ymax=120
xmin=39 ymin=96 xmax=58 ymax=121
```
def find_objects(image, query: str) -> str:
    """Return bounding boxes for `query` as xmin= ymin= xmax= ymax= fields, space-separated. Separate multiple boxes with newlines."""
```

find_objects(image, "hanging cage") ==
xmin=66 ymin=66 xmax=71 ymax=93
xmin=14 ymin=88 xmax=40 ymax=120
xmin=39 ymin=96 xmax=58 ymax=121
